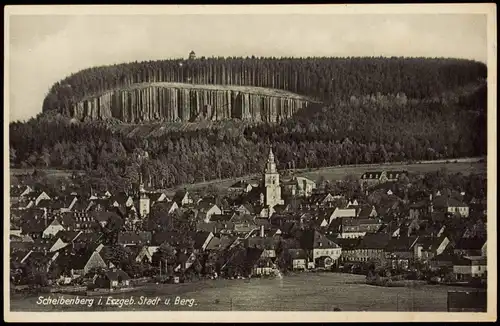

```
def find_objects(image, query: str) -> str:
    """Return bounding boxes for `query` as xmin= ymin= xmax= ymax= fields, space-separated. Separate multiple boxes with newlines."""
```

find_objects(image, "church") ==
xmin=262 ymin=147 xmax=284 ymax=208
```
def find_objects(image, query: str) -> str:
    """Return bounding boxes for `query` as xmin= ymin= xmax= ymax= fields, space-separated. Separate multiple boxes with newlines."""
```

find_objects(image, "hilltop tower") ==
xmin=263 ymin=147 xmax=284 ymax=208
xmin=188 ymin=50 xmax=196 ymax=60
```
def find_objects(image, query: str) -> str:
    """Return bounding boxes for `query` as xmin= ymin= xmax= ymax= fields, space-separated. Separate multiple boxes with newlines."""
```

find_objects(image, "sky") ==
xmin=7 ymin=12 xmax=488 ymax=122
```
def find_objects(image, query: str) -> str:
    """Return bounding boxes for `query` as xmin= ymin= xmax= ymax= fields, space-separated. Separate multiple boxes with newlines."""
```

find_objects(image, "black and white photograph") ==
xmin=4 ymin=4 xmax=496 ymax=322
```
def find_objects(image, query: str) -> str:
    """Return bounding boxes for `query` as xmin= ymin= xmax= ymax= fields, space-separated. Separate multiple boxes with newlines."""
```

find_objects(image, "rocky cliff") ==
xmin=64 ymin=82 xmax=313 ymax=123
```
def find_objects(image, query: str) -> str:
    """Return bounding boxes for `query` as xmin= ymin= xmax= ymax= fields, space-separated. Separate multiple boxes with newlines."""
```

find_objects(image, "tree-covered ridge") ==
xmin=11 ymin=80 xmax=486 ymax=191
xmin=42 ymin=56 xmax=487 ymax=114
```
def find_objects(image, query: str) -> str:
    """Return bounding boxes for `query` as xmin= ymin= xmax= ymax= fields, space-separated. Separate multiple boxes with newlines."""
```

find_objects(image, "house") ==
xmin=348 ymin=233 xmax=392 ymax=263
xmin=190 ymin=231 xmax=216 ymax=253
xmin=413 ymin=236 xmax=451 ymax=262
xmin=90 ymin=211 xmax=123 ymax=228
xmin=196 ymin=202 xmax=223 ymax=223
xmin=172 ymin=190 xmax=193 ymax=206
xmin=154 ymin=201 xmax=179 ymax=215
xmin=42 ymin=219 xmax=65 ymax=239
xmin=148 ymin=192 xmax=169 ymax=205
xmin=56 ymin=249 xmax=107 ymax=278
xmin=288 ymin=249 xmax=308 ymax=270
xmin=221 ymin=247 xmax=276 ymax=277
xmin=453 ymin=237 xmax=487 ymax=257
xmin=432 ymin=195 xmax=470 ymax=217
xmin=93 ymin=269 xmax=131 ymax=290
xmin=429 ymin=252 xmax=456 ymax=271
xmin=281 ymin=176 xmax=317 ymax=198
xmin=329 ymin=218 xmax=383 ymax=239
xmin=10 ymin=185 xmax=33 ymax=202
xmin=306 ymin=193 xmax=338 ymax=207
xmin=20 ymin=218 xmax=47 ymax=239
xmin=235 ymin=204 xmax=254 ymax=215
xmin=357 ymin=206 xmax=378 ymax=219
xmin=28 ymin=191 xmax=51 ymax=206
xmin=135 ymin=246 xmax=160 ymax=263
xmin=228 ymin=180 xmax=254 ymax=193
xmin=453 ymin=256 xmax=487 ymax=281
xmin=359 ymin=170 xmax=408 ymax=189
xmin=336 ymin=238 xmax=362 ymax=263
xmin=110 ymin=192 xmax=135 ymax=208
xmin=384 ymin=236 xmax=420 ymax=270
xmin=301 ymin=229 xmax=342 ymax=269
xmin=117 ymin=232 xmax=152 ymax=247
xmin=328 ymin=207 xmax=356 ymax=223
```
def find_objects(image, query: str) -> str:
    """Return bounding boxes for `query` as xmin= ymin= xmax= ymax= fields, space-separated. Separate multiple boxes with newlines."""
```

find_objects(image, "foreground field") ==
xmin=10 ymin=273 xmax=483 ymax=312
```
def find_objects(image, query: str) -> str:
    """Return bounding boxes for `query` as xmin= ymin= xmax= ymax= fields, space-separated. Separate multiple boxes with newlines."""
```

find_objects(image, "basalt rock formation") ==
xmin=65 ymin=83 xmax=312 ymax=123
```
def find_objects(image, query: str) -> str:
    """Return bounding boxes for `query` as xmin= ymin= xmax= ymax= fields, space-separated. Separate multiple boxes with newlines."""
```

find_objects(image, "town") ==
xmin=9 ymin=148 xmax=487 ymax=295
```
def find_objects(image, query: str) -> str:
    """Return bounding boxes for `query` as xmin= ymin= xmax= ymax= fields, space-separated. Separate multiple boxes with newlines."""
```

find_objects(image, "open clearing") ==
xmin=9 ymin=158 xmax=486 ymax=192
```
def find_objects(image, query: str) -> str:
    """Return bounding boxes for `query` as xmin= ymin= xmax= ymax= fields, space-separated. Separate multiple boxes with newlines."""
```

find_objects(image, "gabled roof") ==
xmin=151 ymin=231 xmax=182 ymax=246
xmin=433 ymin=195 xmax=468 ymax=208
xmin=358 ymin=233 xmax=392 ymax=250
xmin=189 ymin=231 xmax=212 ymax=250
xmin=20 ymin=219 xmax=46 ymax=234
xmin=118 ymin=232 xmax=152 ymax=245
xmin=104 ymin=269 xmax=131 ymax=281
xmin=288 ymin=248 xmax=308 ymax=260
xmin=245 ymin=236 xmax=276 ymax=250
xmin=89 ymin=211 xmax=122 ymax=223
xmin=301 ymin=229 xmax=340 ymax=249
xmin=56 ymin=230 xmax=81 ymax=243
xmin=173 ymin=190 xmax=189 ymax=203
xmin=385 ymin=236 xmax=419 ymax=252
xmin=454 ymin=237 xmax=486 ymax=250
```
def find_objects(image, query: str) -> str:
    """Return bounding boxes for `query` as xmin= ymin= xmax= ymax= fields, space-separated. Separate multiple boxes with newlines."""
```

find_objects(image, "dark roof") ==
xmin=90 ymin=211 xmax=122 ymax=223
xmin=385 ymin=236 xmax=418 ymax=252
xmin=190 ymin=231 xmax=212 ymax=250
xmin=332 ymin=238 xmax=361 ymax=250
xmin=454 ymin=237 xmax=486 ymax=250
xmin=105 ymin=269 xmax=131 ymax=281
xmin=151 ymin=231 xmax=182 ymax=246
xmin=56 ymin=231 xmax=81 ymax=243
xmin=118 ymin=232 xmax=152 ymax=245
xmin=433 ymin=195 xmax=468 ymax=208
xmin=301 ymin=229 xmax=340 ymax=249
xmin=359 ymin=233 xmax=392 ymax=249
xmin=173 ymin=190 xmax=189 ymax=203
xmin=288 ymin=248 xmax=307 ymax=260
xmin=244 ymin=236 xmax=276 ymax=250
xmin=20 ymin=219 xmax=46 ymax=234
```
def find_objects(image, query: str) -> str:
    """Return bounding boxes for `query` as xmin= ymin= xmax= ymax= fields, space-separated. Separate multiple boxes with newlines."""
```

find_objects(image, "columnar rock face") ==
xmin=68 ymin=83 xmax=312 ymax=123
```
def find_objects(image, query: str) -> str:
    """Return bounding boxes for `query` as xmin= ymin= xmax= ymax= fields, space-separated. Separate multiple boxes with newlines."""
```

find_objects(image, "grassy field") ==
xmin=9 ymin=158 xmax=486 ymax=192
xmin=10 ymin=273 xmax=483 ymax=312
xmin=295 ymin=160 xmax=486 ymax=183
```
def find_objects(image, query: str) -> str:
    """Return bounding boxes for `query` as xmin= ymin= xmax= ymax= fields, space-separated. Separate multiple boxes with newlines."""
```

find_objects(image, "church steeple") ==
xmin=265 ymin=147 xmax=277 ymax=174
xmin=263 ymin=146 xmax=283 ymax=208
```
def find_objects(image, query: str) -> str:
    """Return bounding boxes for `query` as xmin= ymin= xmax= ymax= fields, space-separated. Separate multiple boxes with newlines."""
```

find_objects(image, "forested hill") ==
xmin=42 ymin=56 xmax=487 ymax=116
xmin=10 ymin=74 xmax=487 ymax=191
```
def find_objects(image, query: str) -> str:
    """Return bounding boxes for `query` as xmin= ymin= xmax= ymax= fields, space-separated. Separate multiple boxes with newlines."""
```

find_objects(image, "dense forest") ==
xmin=42 ymin=56 xmax=487 ymax=115
xmin=10 ymin=76 xmax=487 ymax=191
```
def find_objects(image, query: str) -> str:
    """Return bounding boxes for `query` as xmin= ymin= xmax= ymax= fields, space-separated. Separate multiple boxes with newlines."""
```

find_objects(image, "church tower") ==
xmin=263 ymin=148 xmax=284 ymax=208
xmin=139 ymin=174 xmax=150 ymax=218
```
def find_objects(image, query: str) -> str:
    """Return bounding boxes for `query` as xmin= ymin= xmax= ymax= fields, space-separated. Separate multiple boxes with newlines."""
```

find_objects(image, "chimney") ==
xmin=260 ymin=225 xmax=265 ymax=238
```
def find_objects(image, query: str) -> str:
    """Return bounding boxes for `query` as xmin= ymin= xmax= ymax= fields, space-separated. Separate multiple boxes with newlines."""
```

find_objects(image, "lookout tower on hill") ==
xmin=188 ymin=50 xmax=196 ymax=60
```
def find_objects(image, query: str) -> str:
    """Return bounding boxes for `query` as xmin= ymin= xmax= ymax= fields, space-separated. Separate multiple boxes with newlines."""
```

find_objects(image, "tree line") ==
xmin=10 ymin=79 xmax=486 ymax=192
xmin=41 ymin=56 xmax=487 ymax=114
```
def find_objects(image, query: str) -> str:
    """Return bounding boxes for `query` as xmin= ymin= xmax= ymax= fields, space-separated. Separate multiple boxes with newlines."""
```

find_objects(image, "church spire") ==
xmin=265 ymin=147 xmax=277 ymax=173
